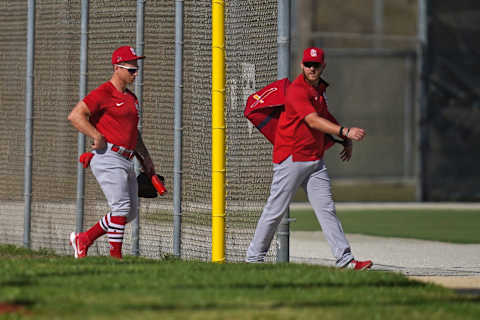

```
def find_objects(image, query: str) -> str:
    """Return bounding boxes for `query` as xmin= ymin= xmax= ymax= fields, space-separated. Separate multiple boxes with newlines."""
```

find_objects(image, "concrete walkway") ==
xmin=288 ymin=202 xmax=480 ymax=290
xmin=291 ymin=231 xmax=480 ymax=276
xmin=291 ymin=231 xmax=480 ymax=292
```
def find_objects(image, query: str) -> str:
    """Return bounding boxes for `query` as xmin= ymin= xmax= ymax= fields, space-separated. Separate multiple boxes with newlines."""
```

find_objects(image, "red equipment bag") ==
xmin=244 ymin=78 xmax=291 ymax=144
xmin=244 ymin=77 xmax=343 ymax=149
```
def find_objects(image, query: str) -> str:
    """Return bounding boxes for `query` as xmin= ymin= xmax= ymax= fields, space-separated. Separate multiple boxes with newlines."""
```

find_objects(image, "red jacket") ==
xmin=273 ymin=74 xmax=338 ymax=164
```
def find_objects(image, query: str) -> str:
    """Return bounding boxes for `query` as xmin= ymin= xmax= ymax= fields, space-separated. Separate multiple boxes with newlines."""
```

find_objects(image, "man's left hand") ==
xmin=142 ymin=155 xmax=156 ymax=177
xmin=339 ymin=140 xmax=353 ymax=161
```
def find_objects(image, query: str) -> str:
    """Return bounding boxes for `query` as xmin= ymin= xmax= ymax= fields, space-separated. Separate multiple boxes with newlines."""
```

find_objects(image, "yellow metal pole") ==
xmin=211 ymin=0 xmax=225 ymax=263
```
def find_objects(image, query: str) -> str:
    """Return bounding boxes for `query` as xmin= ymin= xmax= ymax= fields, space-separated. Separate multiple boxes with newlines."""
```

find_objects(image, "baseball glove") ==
xmin=137 ymin=172 xmax=165 ymax=198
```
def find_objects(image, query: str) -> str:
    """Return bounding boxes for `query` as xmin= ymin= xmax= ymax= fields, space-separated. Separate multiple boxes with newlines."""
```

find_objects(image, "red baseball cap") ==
xmin=302 ymin=47 xmax=325 ymax=64
xmin=111 ymin=46 xmax=145 ymax=65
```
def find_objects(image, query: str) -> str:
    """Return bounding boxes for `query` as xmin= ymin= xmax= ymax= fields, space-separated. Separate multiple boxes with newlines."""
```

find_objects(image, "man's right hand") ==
xmin=346 ymin=127 xmax=366 ymax=141
xmin=91 ymin=135 xmax=106 ymax=151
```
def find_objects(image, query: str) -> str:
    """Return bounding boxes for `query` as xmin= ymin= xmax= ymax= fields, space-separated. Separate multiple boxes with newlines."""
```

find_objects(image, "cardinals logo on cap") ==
xmin=310 ymin=49 xmax=318 ymax=57
xmin=130 ymin=47 xmax=137 ymax=56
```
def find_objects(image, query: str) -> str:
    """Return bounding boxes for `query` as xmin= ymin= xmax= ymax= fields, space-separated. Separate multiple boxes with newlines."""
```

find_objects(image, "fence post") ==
xmin=373 ymin=0 xmax=384 ymax=48
xmin=276 ymin=0 xmax=291 ymax=263
xmin=211 ymin=0 xmax=226 ymax=263
xmin=403 ymin=52 xmax=415 ymax=178
xmin=76 ymin=0 xmax=89 ymax=234
xmin=23 ymin=0 xmax=35 ymax=249
xmin=173 ymin=0 xmax=184 ymax=258
xmin=132 ymin=0 xmax=145 ymax=256
xmin=417 ymin=0 xmax=428 ymax=201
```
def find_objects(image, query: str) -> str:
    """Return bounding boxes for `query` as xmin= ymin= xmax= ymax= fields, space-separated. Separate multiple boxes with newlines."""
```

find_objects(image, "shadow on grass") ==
xmin=0 ymin=267 xmax=118 ymax=288
xmin=0 ymin=299 xmax=35 ymax=308
xmin=10 ymin=299 xmax=35 ymax=307
xmin=173 ymin=279 xmax=426 ymax=290
xmin=0 ymin=279 xmax=34 ymax=287
xmin=123 ymin=300 xmax=350 ymax=312
xmin=123 ymin=295 xmax=480 ymax=312
xmin=454 ymin=288 xmax=480 ymax=297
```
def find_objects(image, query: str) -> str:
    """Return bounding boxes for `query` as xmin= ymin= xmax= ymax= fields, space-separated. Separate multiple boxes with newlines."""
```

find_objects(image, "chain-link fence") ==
xmin=0 ymin=1 xmax=28 ymax=245
xmin=1 ymin=0 xmax=439 ymax=259
xmin=0 ymin=0 xmax=277 ymax=261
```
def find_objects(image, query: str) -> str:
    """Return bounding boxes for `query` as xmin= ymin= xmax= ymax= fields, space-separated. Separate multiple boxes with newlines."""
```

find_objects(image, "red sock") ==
xmin=108 ymin=216 xmax=126 ymax=259
xmin=85 ymin=221 xmax=107 ymax=244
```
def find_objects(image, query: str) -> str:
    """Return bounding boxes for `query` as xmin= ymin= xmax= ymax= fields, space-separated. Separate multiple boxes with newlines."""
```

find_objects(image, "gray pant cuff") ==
xmin=110 ymin=210 xmax=130 ymax=217
xmin=336 ymin=256 xmax=354 ymax=268
xmin=245 ymin=255 xmax=265 ymax=263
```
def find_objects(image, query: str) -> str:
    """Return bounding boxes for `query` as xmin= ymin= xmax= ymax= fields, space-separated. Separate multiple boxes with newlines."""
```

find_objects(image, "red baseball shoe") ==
xmin=70 ymin=232 xmax=90 ymax=259
xmin=344 ymin=259 xmax=373 ymax=270
xmin=109 ymin=242 xmax=122 ymax=260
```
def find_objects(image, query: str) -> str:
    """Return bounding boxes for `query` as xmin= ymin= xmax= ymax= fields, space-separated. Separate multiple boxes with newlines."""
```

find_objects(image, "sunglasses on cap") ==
xmin=116 ymin=64 xmax=138 ymax=74
xmin=303 ymin=62 xmax=321 ymax=69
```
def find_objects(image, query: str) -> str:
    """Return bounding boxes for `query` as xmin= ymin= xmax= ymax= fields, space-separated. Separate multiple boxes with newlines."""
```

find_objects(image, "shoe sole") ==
xmin=69 ymin=232 xmax=78 ymax=259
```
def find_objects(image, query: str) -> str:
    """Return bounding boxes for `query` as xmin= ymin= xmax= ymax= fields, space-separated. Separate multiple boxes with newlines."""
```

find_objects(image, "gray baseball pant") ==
xmin=246 ymin=156 xmax=354 ymax=267
xmin=90 ymin=143 xmax=139 ymax=223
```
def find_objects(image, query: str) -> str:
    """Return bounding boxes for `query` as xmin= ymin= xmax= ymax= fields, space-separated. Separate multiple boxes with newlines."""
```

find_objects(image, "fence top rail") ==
xmin=313 ymin=31 xmax=419 ymax=43
xmin=324 ymin=48 xmax=417 ymax=58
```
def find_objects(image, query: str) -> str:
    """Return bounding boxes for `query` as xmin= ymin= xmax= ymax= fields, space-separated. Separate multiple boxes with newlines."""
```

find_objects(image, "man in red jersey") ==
xmin=246 ymin=47 xmax=373 ymax=270
xmin=68 ymin=46 xmax=155 ymax=259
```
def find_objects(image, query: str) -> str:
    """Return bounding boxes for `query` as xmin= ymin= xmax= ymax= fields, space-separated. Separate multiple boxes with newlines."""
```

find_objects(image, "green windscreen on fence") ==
xmin=422 ymin=1 xmax=480 ymax=201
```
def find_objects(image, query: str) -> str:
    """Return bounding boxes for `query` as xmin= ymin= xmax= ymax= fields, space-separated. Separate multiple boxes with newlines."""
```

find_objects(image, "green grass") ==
xmin=291 ymin=209 xmax=480 ymax=243
xmin=1 ymin=245 xmax=480 ymax=319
